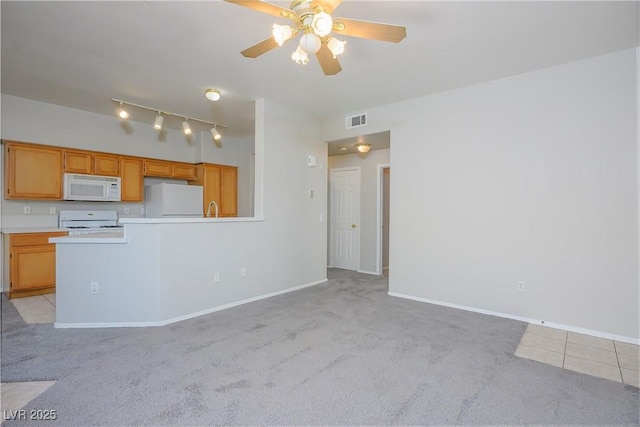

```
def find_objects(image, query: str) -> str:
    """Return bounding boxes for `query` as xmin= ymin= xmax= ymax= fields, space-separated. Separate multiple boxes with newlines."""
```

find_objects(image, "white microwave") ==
xmin=63 ymin=173 xmax=121 ymax=202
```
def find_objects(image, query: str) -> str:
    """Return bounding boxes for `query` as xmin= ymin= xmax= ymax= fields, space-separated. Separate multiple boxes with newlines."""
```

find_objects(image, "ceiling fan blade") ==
xmin=312 ymin=0 xmax=342 ymax=14
xmin=333 ymin=18 xmax=406 ymax=43
xmin=316 ymin=42 xmax=342 ymax=76
xmin=241 ymin=37 xmax=279 ymax=58
xmin=224 ymin=0 xmax=294 ymax=19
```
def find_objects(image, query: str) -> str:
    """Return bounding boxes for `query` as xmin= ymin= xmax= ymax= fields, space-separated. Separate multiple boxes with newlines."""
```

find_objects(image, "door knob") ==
xmin=352 ymin=224 xmax=357 ymax=228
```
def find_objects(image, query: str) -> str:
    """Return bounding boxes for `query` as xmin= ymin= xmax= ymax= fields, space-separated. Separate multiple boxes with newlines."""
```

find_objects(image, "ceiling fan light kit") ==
xmin=225 ymin=0 xmax=406 ymax=75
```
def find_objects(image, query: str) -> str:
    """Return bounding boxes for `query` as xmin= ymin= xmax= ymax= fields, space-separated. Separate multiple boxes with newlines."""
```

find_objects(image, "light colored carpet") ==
xmin=2 ymin=269 xmax=638 ymax=425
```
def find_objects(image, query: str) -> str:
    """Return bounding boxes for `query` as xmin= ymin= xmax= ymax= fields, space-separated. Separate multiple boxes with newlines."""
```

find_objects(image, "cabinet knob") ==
xmin=352 ymin=224 xmax=357 ymax=228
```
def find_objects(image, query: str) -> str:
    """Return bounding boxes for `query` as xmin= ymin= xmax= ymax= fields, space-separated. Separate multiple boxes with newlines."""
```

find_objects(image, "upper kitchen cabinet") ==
xmin=172 ymin=162 xmax=197 ymax=180
xmin=93 ymin=153 xmax=120 ymax=176
xmin=143 ymin=159 xmax=196 ymax=180
xmin=143 ymin=159 xmax=172 ymax=177
xmin=4 ymin=141 xmax=63 ymax=200
xmin=120 ymin=157 xmax=144 ymax=202
xmin=191 ymin=163 xmax=237 ymax=217
xmin=63 ymin=150 xmax=119 ymax=176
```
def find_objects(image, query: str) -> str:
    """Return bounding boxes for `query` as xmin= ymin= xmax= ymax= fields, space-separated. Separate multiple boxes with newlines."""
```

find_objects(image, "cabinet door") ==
xmin=120 ymin=157 xmax=143 ymax=202
xmin=172 ymin=163 xmax=197 ymax=180
xmin=64 ymin=150 xmax=93 ymax=174
xmin=10 ymin=245 xmax=57 ymax=292
xmin=203 ymin=165 xmax=222 ymax=216
xmin=5 ymin=143 xmax=63 ymax=199
xmin=143 ymin=159 xmax=172 ymax=177
xmin=94 ymin=153 xmax=120 ymax=176
xmin=220 ymin=166 xmax=238 ymax=217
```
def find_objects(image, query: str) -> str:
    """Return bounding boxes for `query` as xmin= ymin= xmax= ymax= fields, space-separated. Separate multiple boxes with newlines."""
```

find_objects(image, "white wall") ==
xmin=322 ymin=48 xmax=639 ymax=341
xmin=1 ymin=95 xmax=254 ymax=217
xmin=328 ymin=149 xmax=390 ymax=274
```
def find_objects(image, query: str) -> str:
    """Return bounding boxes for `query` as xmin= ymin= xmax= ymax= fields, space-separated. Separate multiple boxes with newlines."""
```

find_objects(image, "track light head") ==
xmin=210 ymin=127 xmax=222 ymax=142
xmin=118 ymin=102 xmax=129 ymax=119
xmin=182 ymin=119 xmax=192 ymax=135
xmin=153 ymin=112 xmax=164 ymax=130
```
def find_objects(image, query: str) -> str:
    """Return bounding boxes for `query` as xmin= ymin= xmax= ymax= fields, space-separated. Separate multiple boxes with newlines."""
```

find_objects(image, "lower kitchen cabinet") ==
xmin=8 ymin=232 xmax=67 ymax=299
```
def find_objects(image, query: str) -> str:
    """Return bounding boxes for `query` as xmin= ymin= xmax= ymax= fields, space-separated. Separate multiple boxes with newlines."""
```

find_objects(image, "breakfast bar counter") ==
xmin=51 ymin=216 xmax=324 ymax=328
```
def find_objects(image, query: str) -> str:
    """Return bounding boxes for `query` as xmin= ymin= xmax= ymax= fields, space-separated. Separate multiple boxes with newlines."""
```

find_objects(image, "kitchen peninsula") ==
xmin=51 ymin=216 xmax=332 ymax=328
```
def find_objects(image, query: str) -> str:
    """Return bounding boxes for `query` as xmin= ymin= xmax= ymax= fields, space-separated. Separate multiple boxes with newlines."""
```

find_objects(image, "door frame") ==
xmin=376 ymin=163 xmax=390 ymax=275
xmin=328 ymin=166 xmax=361 ymax=271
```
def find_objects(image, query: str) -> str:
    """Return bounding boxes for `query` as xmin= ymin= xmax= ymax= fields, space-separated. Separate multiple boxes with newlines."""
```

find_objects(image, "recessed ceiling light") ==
xmin=339 ymin=147 xmax=347 ymax=151
xmin=205 ymin=89 xmax=221 ymax=101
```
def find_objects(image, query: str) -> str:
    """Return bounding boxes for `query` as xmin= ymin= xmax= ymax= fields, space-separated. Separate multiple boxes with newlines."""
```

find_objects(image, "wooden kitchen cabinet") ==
xmin=191 ymin=163 xmax=237 ymax=217
xmin=63 ymin=150 xmax=93 ymax=174
xmin=143 ymin=159 xmax=172 ymax=177
xmin=5 ymin=142 xmax=63 ymax=200
xmin=120 ymin=157 xmax=144 ymax=202
xmin=93 ymin=153 xmax=120 ymax=176
xmin=172 ymin=162 xmax=197 ymax=180
xmin=64 ymin=150 xmax=119 ymax=176
xmin=143 ymin=159 xmax=196 ymax=180
xmin=8 ymin=232 xmax=67 ymax=298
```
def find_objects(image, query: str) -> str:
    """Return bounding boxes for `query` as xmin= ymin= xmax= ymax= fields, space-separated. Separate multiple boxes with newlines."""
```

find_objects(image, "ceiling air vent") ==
xmin=345 ymin=113 xmax=367 ymax=129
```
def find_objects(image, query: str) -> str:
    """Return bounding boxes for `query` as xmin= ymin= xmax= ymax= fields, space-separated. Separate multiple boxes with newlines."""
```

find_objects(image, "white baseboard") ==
xmin=388 ymin=292 xmax=640 ymax=345
xmin=55 ymin=278 xmax=328 ymax=329
xmin=357 ymin=269 xmax=379 ymax=276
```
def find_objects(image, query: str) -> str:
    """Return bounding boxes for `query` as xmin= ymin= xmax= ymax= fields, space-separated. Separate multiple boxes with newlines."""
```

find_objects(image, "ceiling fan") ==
xmin=224 ymin=0 xmax=407 ymax=76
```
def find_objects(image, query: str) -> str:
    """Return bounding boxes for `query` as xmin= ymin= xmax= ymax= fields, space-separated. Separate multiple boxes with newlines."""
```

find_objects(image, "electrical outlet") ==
xmin=241 ymin=267 xmax=247 ymax=277
xmin=124 ymin=207 xmax=130 ymax=214
xmin=23 ymin=206 xmax=31 ymax=214
xmin=517 ymin=281 xmax=526 ymax=292
xmin=214 ymin=272 xmax=220 ymax=283
xmin=91 ymin=282 xmax=99 ymax=294
xmin=49 ymin=207 xmax=57 ymax=215
xmin=141 ymin=207 xmax=145 ymax=215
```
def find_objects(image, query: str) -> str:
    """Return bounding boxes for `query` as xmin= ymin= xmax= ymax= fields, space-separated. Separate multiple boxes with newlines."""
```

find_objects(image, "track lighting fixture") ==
xmin=153 ymin=112 xmax=164 ymax=130
xmin=118 ymin=102 xmax=129 ymax=119
xmin=111 ymin=99 xmax=226 ymax=140
xmin=211 ymin=127 xmax=222 ymax=142
xmin=182 ymin=119 xmax=192 ymax=135
xmin=205 ymin=89 xmax=221 ymax=101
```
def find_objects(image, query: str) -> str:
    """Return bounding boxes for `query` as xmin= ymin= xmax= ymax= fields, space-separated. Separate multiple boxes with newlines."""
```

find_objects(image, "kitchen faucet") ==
xmin=206 ymin=200 xmax=219 ymax=218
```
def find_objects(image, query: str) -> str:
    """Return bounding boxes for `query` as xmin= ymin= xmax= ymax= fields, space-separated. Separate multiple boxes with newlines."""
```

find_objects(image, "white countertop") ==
xmin=50 ymin=231 xmax=127 ymax=244
xmin=1 ymin=227 xmax=67 ymax=234
xmin=119 ymin=216 xmax=265 ymax=224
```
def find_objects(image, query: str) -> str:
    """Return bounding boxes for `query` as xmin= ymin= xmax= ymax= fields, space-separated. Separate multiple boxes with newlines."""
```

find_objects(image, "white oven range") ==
xmin=59 ymin=210 xmax=123 ymax=235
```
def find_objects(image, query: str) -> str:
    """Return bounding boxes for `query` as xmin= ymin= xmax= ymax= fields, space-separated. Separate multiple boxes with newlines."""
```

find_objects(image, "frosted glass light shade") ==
xmin=299 ymin=32 xmax=321 ymax=54
xmin=272 ymin=24 xmax=293 ymax=46
xmin=327 ymin=37 xmax=346 ymax=57
xmin=312 ymin=12 xmax=333 ymax=37
xmin=291 ymin=45 xmax=309 ymax=64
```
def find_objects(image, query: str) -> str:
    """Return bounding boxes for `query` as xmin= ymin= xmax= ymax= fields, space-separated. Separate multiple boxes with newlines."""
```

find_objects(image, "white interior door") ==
xmin=329 ymin=167 xmax=361 ymax=270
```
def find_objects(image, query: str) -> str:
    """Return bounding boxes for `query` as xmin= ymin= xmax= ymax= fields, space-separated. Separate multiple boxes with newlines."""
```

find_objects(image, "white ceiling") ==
xmin=2 ymin=1 xmax=638 ymax=139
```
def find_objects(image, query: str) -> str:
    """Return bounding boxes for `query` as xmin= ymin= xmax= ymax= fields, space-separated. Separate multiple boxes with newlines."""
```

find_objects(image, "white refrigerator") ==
xmin=144 ymin=183 xmax=203 ymax=217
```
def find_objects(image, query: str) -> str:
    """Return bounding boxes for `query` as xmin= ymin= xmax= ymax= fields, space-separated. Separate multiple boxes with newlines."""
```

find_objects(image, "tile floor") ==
xmin=2 ymin=294 xmax=58 ymax=413
xmin=515 ymin=323 xmax=640 ymax=387
xmin=9 ymin=293 xmax=56 ymax=324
